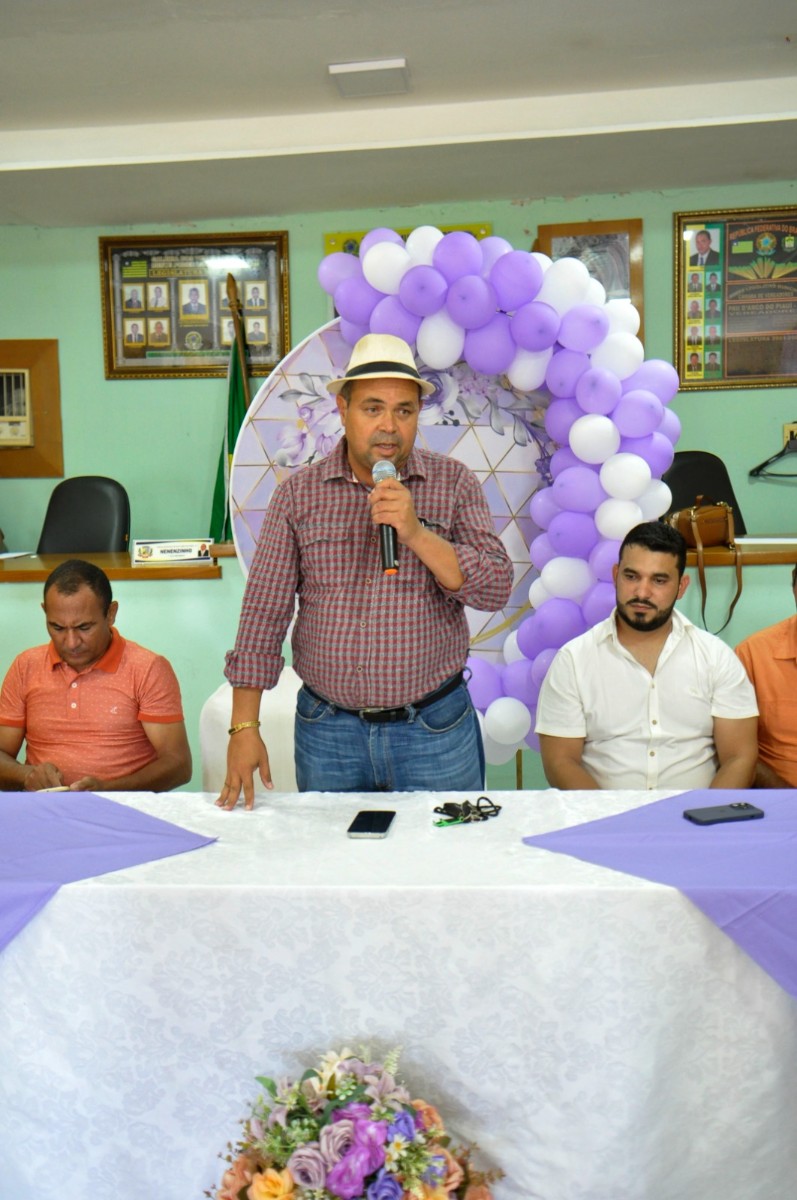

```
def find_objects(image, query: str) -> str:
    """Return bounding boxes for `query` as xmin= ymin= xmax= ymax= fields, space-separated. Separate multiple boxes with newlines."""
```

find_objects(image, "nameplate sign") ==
xmin=132 ymin=539 xmax=212 ymax=564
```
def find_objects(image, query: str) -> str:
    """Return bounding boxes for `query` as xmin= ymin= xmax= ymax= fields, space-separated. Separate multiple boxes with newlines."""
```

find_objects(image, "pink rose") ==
xmin=410 ymin=1099 xmax=443 ymax=1132
xmin=436 ymin=1146 xmax=464 ymax=1193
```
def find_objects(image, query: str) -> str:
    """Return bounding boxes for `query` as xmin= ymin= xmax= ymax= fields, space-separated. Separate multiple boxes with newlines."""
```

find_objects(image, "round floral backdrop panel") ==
xmin=230 ymin=319 xmax=554 ymax=657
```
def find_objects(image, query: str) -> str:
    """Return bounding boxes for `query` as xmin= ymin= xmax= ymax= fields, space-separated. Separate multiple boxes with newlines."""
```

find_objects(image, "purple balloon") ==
xmin=317 ymin=251 xmax=361 ymax=295
xmin=529 ymin=532 xmax=557 ymax=570
xmin=531 ymin=597 xmax=588 ymax=651
xmin=463 ymin=313 xmax=515 ymax=374
xmin=581 ymin=581 xmax=617 ymax=626
xmin=369 ymin=295 xmax=422 ymax=344
xmin=619 ymin=432 xmax=675 ymax=476
xmin=433 ymin=231 xmax=484 ymax=283
xmin=489 ymin=251 xmax=543 ymax=312
xmin=550 ymin=446 xmax=582 ymax=477
xmin=588 ymin=538 xmax=621 ymax=582
xmin=546 ymin=348 xmax=591 ymax=398
xmin=658 ymin=405 xmax=682 ymax=445
xmin=334 ymin=274 xmax=382 ymax=324
xmin=530 ymin=646 xmax=558 ymax=687
xmin=501 ymin=659 xmax=541 ymax=707
xmin=399 ymin=265 xmax=448 ymax=316
xmin=465 ymin=655 xmax=504 ymax=711
xmin=544 ymin=397 xmax=582 ymax=444
xmin=575 ymin=367 xmax=622 ymax=415
xmin=529 ymin=485 xmax=561 ymax=530
xmin=551 ymin=465 xmax=608 ymax=513
xmin=517 ymin=613 xmax=549 ymax=660
xmin=338 ymin=317 xmax=369 ymax=346
xmin=558 ymin=305 xmax=610 ymax=353
xmin=359 ymin=227 xmax=403 ymax=257
xmin=510 ymin=301 xmax=561 ymax=351
xmin=622 ymin=359 xmax=680 ymax=404
xmin=547 ymin=511 xmax=600 ymax=558
xmin=479 ymin=235 xmax=513 ymax=276
xmin=445 ymin=274 xmax=497 ymax=330
xmin=612 ymin=389 xmax=664 ymax=438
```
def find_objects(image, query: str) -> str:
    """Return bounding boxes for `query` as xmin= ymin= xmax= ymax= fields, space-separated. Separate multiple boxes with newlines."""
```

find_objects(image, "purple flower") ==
xmin=287 ymin=1144 xmax=327 ymax=1190
xmin=321 ymin=1119 xmax=356 ymax=1167
xmin=352 ymin=1117 xmax=388 ymax=1172
xmin=333 ymin=1103 xmax=373 ymax=1123
xmin=366 ymin=1167 xmax=403 ymax=1200
xmin=387 ymin=1111 xmax=416 ymax=1143
xmin=325 ymin=1144 xmax=372 ymax=1200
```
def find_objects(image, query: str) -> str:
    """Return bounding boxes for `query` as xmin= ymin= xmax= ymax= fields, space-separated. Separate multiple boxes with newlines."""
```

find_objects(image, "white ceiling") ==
xmin=1 ymin=0 xmax=795 ymax=227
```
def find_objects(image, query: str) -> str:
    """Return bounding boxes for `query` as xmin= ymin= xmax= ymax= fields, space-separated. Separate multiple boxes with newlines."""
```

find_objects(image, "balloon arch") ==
xmin=230 ymin=226 xmax=680 ymax=765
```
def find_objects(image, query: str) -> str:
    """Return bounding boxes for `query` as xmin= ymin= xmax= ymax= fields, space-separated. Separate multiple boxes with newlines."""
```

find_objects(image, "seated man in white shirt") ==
xmin=535 ymin=521 xmax=758 ymax=791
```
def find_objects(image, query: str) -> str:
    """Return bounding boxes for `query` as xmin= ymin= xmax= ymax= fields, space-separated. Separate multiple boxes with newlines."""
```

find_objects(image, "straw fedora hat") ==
xmin=327 ymin=333 xmax=435 ymax=396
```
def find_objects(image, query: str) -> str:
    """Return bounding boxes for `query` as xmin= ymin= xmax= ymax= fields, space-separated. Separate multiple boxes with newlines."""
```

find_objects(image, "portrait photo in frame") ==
xmin=535 ymin=219 xmax=644 ymax=338
xmin=674 ymin=206 xmax=797 ymax=390
xmin=100 ymin=231 xmax=290 ymax=379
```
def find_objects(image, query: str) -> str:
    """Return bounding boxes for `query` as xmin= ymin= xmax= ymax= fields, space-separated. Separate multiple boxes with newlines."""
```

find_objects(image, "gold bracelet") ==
xmin=228 ymin=720 xmax=261 ymax=736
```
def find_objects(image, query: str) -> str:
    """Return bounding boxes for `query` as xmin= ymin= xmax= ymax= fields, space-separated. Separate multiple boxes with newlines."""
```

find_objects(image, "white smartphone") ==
xmin=347 ymin=810 xmax=396 ymax=838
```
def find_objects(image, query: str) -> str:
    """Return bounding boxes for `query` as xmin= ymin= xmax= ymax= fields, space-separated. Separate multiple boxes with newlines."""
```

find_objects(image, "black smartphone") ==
xmin=347 ymin=810 xmax=396 ymax=839
xmin=683 ymin=801 xmax=765 ymax=826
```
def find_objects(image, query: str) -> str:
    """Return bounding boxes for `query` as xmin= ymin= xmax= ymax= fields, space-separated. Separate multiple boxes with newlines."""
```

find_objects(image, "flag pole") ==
xmin=226 ymin=273 xmax=251 ymax=409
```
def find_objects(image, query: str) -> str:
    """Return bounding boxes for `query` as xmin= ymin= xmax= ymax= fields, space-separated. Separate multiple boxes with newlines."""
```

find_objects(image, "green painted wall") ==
xmin=2 ymin=178 xmax=796 ymax=791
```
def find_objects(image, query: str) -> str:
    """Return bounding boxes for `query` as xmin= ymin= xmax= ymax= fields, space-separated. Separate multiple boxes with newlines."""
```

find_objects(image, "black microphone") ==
xmin=372 ymin=459 xmax=399 ymax=575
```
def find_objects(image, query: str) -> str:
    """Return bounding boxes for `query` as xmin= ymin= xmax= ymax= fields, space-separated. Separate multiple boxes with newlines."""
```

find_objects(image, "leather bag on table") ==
xmin=665 ymin=495 xmax=742 ymax=633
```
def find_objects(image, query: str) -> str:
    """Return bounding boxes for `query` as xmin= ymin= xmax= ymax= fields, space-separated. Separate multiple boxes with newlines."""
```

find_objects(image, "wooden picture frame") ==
xmin=674 ymin=206 xmax=797 ymax=390
xmin=99 ymin=231 xmax=290 ymax=379
xmin=0 ymin=340 xmax=63 ymax=478
xmin=535 ymin=218 xmax=644 ymax=337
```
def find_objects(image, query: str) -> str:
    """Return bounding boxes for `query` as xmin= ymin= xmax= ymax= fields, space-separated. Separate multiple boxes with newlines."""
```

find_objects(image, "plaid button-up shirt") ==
xmin=225 ymin=440 xmax=512 ymax=709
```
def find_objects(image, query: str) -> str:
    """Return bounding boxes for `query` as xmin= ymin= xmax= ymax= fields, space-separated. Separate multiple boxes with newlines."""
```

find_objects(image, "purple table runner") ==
xmin=0 ymin=792 xmax=216 ymax=952
xmin=523 ymin=790 xmax=797 ymax=999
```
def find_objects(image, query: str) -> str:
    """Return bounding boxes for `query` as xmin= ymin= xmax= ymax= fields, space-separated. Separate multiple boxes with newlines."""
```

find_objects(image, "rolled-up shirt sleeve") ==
xmin=224 ymin=485 xmax=298 ymax=691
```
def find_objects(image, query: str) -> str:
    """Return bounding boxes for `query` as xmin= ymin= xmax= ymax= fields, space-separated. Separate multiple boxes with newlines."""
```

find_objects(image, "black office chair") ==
xmin=661 ymin=450 xmax=747 ymax=535
xmin=37 ymin=476 xmax=131 ymax=554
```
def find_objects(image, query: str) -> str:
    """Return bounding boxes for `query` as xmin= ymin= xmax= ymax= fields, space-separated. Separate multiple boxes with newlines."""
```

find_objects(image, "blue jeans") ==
xmin=294 ymin=677 xmax=485 ymax=792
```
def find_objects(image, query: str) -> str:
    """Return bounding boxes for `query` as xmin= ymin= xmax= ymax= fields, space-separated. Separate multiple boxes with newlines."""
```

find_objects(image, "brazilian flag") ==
xmin=209 ymin=334 xmax=248 ymax=542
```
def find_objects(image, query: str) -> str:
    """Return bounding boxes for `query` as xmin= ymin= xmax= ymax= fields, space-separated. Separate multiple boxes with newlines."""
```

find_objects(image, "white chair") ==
xmin=199 ymin=667 xmax=302 ymax=793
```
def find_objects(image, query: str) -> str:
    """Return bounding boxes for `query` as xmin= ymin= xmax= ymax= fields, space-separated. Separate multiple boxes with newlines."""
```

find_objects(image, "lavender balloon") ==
xmin=547 ymin=511 xmax=600 ymax=558
xmin=551 ymin=465 xmax=608 ymax=514
xmin=317 ymin=252 xmax=361 ymax=295
xmin=369 ymin=295 xmax=421 ymax=344
xmin=433 ymin=231 xmax=483 ymax=283
xmin=489 ymin=251 xmax=543 ymax=312
xmin=544 ymin=398 xmax=582 ymax=444
xmin=510 ymin=301 xmax=561 ymax=351
xmin=399 ymin=265 xmax=448 ymax=316
xmin=445 ymin=274 xmax=497 ymax=330
xmin=334 ymin=274 xmax=381 ymax=324
xmin=465 ymin=655 xmax=503 ymax=711
xmin=558 ymin=304 xmax=610 ymax=353
xmin=359 ymin=227 xmax=403 ymax=256
xmin=464 ymin=313 xmax=515 ymax=375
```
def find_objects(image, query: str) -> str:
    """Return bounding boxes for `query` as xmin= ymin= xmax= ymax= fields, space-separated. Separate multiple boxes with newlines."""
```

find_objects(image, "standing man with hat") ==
xmin=218 ymin=333 xmax=512 ymax=808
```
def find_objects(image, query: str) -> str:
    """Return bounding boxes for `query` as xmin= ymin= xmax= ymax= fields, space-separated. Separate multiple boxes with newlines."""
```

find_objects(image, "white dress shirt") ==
xmin=535 ymin=608 xmax=758 ymax=789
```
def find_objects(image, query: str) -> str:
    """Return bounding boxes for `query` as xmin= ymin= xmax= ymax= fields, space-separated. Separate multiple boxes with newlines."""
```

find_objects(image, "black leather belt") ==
xmin=303 ymin=672 xmax=464 ymax=723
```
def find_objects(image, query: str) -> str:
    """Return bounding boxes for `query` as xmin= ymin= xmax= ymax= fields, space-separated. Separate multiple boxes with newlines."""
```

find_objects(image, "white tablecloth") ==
xmin=1 ymin=789 xmax=795 ymax=1200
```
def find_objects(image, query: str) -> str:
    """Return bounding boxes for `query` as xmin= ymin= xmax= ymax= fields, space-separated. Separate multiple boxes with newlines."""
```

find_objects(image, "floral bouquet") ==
xmin=211 ymin=1047 xmax=501 ymax=1200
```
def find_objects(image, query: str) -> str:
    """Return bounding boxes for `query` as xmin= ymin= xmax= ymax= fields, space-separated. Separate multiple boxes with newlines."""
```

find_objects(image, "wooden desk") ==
xmin=0 ymin=552 xmax=222 ymax=583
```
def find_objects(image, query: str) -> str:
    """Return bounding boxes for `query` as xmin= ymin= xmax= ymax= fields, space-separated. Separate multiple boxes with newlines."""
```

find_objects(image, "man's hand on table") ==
xmin=216 ymin=726 xmax=273 ymax=811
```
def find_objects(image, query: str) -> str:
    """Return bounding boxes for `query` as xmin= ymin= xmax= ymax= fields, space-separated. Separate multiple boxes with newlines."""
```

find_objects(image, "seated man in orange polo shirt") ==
xmin=735 ymin=564 xmax=797 ymax=788
xmin=0 ymin=559 xmax=192 ymax=792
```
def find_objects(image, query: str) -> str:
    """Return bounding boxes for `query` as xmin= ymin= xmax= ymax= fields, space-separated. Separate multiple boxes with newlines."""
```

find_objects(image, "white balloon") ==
xmin=361 ymin=242 xmax=410 ymax=294
xmin=569 ymin=413 xmax=621 ymax=464
xmin=535 ymin=257 xmax=591 ymax=315
xmin=528 ymin=576 xmax=553 ymax=609
xmin=507 ymin=346 xmax=553 ymax=392
xmin=599 ymin=452 xmax=652 ymax=500
xmin=584 ymin=277 xmax=607 ymax=308
xmin=540 ymin=556 xmax=595 ymax=601
xmin=531 ymin=251 xmax=553 ymax=271
xmin=405 ymin=225 xmax=444 ymax=266
xmin=484 ymin=696 xmax=532 ymax=745
xmin=594 ymin=498 xmax=644 ymax=540
xmin=482 ymin=729 xmax=522 ymax=764
xmin=637 ymin=479 xmax=674 ymax=520
xmin=416 ymin=309 xmax=465 ymax=369
xmin=604 ymin=298 xmax=641 ymax=336
xmin=589 ymin=331 xmax=645 ymax=379
xmin=503 ymin=630 xmax=525 ymax=663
